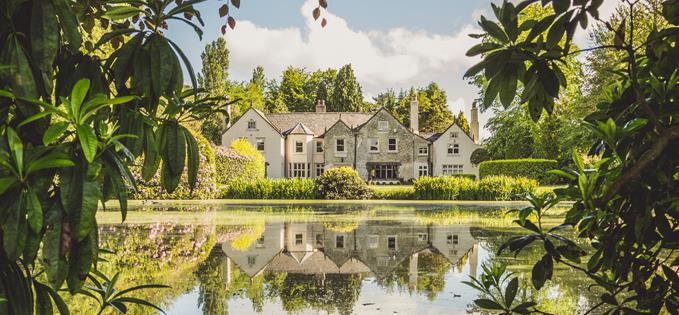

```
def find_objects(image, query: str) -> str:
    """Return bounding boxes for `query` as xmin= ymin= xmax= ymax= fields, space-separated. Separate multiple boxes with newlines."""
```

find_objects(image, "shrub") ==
xmin=470 ymin=148 xmax=491 ymax=165
xmin=316 ymin=167 xmax=372 ymax=200
xmin=221 ymin=178 xmax=317 ymax=199
xmin=214 ymin=139 xmax=265 ymax=184
xmin=131 ymin=130 xmax=218 ymax=200
xmin=371 ymin=186 xmax=415 ymax=200
xmin=413 ymin=176 xmax=537 ymax=200
xmin=479 ymin=159 xmax=560 ymax=184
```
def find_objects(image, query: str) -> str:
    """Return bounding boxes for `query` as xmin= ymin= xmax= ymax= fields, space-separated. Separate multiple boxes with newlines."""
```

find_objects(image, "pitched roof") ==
xmin=265 ymin=112 xmax=373 ymax=136
xmin=285 ymin=122 xmax=314 ymax=135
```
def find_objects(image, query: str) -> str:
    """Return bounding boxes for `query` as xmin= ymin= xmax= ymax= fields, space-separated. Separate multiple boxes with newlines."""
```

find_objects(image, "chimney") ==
xmin=315 ymin=99 xmax=326 ymax=113
xmin=224 ymin=95 xmax=232 ymax=130
xmin=471 ymin=100 xmax=480 ymax=143
xmin=410 ymin=94 xmax=419 ymax=134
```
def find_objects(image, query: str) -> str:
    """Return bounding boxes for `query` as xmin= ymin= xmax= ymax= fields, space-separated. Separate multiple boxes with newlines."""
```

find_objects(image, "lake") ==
xmin=67 ymin=201 xmax=595 ymax=314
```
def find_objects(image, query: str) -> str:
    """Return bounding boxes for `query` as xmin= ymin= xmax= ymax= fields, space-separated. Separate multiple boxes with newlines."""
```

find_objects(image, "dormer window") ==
xmin=378 ymin=121 xmax=389 ymax=131
xmin=247 ymin=120 xmax=257 ymax=130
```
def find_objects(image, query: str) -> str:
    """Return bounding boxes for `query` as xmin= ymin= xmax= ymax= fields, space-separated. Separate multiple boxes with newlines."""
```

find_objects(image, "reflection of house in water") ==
xmin=221 ymin=220 xmax=479 ymax=289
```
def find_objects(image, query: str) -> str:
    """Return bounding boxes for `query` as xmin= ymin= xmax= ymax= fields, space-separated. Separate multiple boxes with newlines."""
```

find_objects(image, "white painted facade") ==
xmin=431 ymin=123 xmax=482 ymax=177
xmin=220 ymin=109 xmax=286 ymax=178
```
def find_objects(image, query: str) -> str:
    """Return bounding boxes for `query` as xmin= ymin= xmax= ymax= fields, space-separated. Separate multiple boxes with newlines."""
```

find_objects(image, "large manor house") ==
xmin=221 ymin=96 xmax=482 ymax=182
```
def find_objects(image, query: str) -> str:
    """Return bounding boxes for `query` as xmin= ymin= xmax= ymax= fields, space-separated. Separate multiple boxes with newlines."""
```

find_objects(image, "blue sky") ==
xmin=166 ymin=0 xmax=617 ymax=138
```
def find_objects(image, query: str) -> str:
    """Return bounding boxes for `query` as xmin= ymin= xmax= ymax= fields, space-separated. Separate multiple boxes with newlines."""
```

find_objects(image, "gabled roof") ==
xmin=429 ymin=121 xmax=477 ymax=143
xmin=285 ymin=122 xmax=314 ymax=135
xmin=355 ymin=107 xmax=431 ymax=142
xmin=265 ymin=112 xmax=373 ymax=136
xmin=222 ymin=107 xmax=284 ymax=137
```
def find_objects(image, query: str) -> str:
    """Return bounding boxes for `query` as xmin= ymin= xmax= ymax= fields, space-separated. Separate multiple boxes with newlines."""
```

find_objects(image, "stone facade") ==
xmin=220 ymin=99 xmax=482 ymax=181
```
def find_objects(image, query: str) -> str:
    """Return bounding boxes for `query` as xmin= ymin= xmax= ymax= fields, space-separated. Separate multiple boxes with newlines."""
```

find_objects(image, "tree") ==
xmin=198 ymin=38 xmax=231 ymax=144
xmin=250 ymin=65 xmax=266 ymax=89
xmin=419 ymin=83 xmax=454 ymax=133
xmin=455 ymin=111 xmax=470 ymax=136
xmin=330 ymin=64 xmax=365 ymax=112
xmin=279 ymin=66 xmax=311 ymax=112
xmin=0 ymin=0 xmax=215 ymax=312
xmin=465 ymin=0 xmax=679 ymax=314
xmin=264 ymin=79 xmax=288 ymax=113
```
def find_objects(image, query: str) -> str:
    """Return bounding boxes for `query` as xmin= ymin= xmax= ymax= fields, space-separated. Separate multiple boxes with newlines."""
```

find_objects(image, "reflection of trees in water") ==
xmin=469 ymin=226 xmax=599 ymax=314
xmin=377 ymin=252 xmax=453 ymax=301
xmin=275 ymin=273 xmax=363 ymax=315
xmin=196 ymin=246 xmax=229 ymax=315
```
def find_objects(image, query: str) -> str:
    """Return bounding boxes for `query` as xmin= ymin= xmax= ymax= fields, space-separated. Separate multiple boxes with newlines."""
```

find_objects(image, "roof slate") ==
xmin=265 ymin=112 xmax=373 ymax=136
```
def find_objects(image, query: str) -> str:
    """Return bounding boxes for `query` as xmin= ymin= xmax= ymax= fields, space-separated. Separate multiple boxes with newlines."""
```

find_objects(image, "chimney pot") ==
xmin=410 ymin=94 xmax=419 ymax=134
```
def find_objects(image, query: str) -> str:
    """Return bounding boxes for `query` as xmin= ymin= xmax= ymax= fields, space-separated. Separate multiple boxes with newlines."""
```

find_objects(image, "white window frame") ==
xmin=335 ymin=138 xmax=345 ymax=153
xmin=247 ymin=120 xmax=257 ymax=130
xmin=256 ymin=138 xmax=265 ymax=151
xmin=295 ymin=233 xmax=304 ymax=245
xmin=418 ymin=164 xmax=429 ymax=177
xmin=368 ymin=138 xmax=379 ymax=153
xmin=378 ymin=120 xmax=389 ymax=131
xmin=295 ymin=141 xmax=304 ymax=153
xmin=418 ymin=146 xmax=428 ymax=156
xmin=335 ymin=235 xmax=345 ymax=249
xmin=387 ymin=138 xmax=397 ymax=152
xmin=447 ymin=143 xmax=460 ymax=155
xmin=315 ymin=163 xmax=324 ymax=177
xmin=291 ymin=163 xmax=306 ymax=178
xmin=442 ymin=164 xmax=464 ymax=176
xmin=418 ymin=233 xmax=428 ymax=242
xmin=368 ymin=235 xmax=379 ymax=249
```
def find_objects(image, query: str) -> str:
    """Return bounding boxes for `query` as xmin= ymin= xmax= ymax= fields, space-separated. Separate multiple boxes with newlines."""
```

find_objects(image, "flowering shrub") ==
xmin=413 ymin=176 xmax=537 ymax=200
xmin=131 ymin=130 xmax=218 ymax=200
xmin=316 ymin=167 xmax=372 ymax=200
xmin=214 ymin=139 xmax=265 ymax=184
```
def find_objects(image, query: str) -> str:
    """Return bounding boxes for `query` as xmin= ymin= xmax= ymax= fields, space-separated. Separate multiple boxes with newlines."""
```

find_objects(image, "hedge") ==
xmin=131 ymin=130 xmax=218 ymax=200
xmin=221 ymin=178 xmax=317 ymax=199
xmin=214 ymin=139 xmax=265 ymax=184
xmin=413 ymin=176 xmax=537 ymax=200
xmin=479 ymin=159 xmax=560 ymax=184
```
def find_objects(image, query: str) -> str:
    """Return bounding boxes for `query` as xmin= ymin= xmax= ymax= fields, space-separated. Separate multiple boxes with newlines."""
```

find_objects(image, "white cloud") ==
xmin=223 ymin=0 xmax=489 ymax=137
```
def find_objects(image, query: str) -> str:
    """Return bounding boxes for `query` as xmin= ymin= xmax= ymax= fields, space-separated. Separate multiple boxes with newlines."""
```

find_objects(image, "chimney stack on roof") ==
xmin=410 ymin=94 xmax=419 ymax=134
xmin=471 ymin=100 xmax=480 ymax=144
xmin=315 ymin=99 xmax=326 ymax=113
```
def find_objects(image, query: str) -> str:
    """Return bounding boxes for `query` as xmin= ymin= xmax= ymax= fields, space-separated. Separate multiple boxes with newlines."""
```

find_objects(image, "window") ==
xmin=447 ymin=234 xmax=459 ymax=245
xmin=316 ymin=234 xmax=324 ymax=246
xmin=292 ymin=163 xmax=306 ymax=178
xmin=368 ymin=138 xmax=379 ymax=152
xmin=295 ymin=233 xmax=303 ymax=245
xmin=247 ymin=120 xmax=256 ymax=130
xmin=336 ymin=235 xmax=345 ymax=249
xmin=450 ymin=131 xmax=459 ymax=138
xmin=315 ymin=163 xmax=324 ymax=177
xmin=368 ymin=235 xmax=379 ymax=249
xmin=418 ymin=146 xmax=429 ymax=155
xmin=453 ymin=234 xmax=459 ymax=245
xmin=388 ymin=138 xmax=397 ymax=152
xmin=442 ymin=164 xmax=464 ymax=175
xmin=378 ymin=120 xmax=389 ymax=130
xmin=336 ymin=139 xmax=345 ymax=152
xmin=418 ymin=233 xmax=428 ymax=242
xmin=387 ymin=236 xmax=397 ymax=250
xmin=247 ymin=256 xmax=256 ymax=266
xmin=315 ymin=140 xmax=324 ymax=153
xmin=418 ymin=165 xmax=429 ymax=177
xmin=256 ymin=236 xmax=265 ymax=248
xmin=256 ymin=138 xmax=265 ymax=151
xmin=447 ymin=143 xmax=460 ymax=155
xmin=295 ymin=141 xmax=304 ymax=153
xmin=371 ymin=164 xmax=399 ymax=179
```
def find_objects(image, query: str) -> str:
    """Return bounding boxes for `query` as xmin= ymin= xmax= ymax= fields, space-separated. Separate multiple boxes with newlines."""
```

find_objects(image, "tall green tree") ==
xmin=279 ymin=66 xmax=311 ymax=112
xmin=264 ymin=79 xmax=288 ymax=113
xmin=198 ymin=37 xmax=231 ymax=144
xmin=250 ymin=65 xmax=266 ymax=89
xmin=419 ymin=83 xmax=454 ymax=133
xmin=455 ymin=111 xmax=471 ymax=136
xmin=330 ymin=64 xmax=365 ymax=112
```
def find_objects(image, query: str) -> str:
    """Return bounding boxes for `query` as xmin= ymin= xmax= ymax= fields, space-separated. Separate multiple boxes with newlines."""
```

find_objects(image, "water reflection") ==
xmin=74 ymin=203 xmax=594 ymax=315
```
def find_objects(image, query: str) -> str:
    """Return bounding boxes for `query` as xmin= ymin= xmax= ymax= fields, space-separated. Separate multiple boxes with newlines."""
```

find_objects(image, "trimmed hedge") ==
xmin=131 ymin=130 xmax=218 ymax=200
xmin=479 ymin=159 xmax=560 ymax=184
xmin=371 ymin=186 xmax=415 ymax=200
xmin=316 ymin=167 xmax=372 ymax=200
xmin=214 ymin=139 xmax=265 ymax=184
xmin=413 ymin=176 xmax=537 ymax=200
xmin=221 ymin=178 xmax=317 ymax=199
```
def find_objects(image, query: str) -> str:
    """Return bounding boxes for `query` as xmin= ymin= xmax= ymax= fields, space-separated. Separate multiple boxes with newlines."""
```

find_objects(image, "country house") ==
xmin=221 ymin=97 xmax=482 ymax=182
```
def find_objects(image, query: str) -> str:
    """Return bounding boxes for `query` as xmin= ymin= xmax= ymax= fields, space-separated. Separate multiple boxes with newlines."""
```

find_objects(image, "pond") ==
xmin=67 ymin=202 xmax=596 ymax=314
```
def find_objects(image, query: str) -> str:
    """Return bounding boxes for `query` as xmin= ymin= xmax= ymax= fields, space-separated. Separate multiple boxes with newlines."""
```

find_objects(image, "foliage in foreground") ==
xmin=479 ymin=158 xmax=560 ymax=185
xmin=413 ymin=176 xmax=538 ymax=201
xmin=466 ymin=0 xmax=679 ymax=313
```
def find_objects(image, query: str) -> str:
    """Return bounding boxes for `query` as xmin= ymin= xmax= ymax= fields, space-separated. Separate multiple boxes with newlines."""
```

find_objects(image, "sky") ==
xmin=166 ymin=0 xmax=619 ymax=139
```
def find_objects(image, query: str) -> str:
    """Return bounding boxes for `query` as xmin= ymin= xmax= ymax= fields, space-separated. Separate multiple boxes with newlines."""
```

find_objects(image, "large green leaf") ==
xmin=2 ymin=194 xmax=27 ymax=260
xmin=142 ymin=125 xmax=160 ymax=181
xmin=31 ymin=0 xmax=59 ymax=74
xmin=148 ymin=35 xmax=179 ymax=98
xmin=42 ymin=202 xmax=69 ymax=290
xmin=67 ymin=225 xmax=98 ymax=293
xmin=49 ymin=0 xmax=81 ymax=50
xmin=3 ymin=36 xmax=38 ymax=117
xmin=159 ymin=122 xmax=186 ymax=192
xmin=70 ymin=79 xmax=90 ymax=119
xmin=0 ymin=177 xmax=17 ymax=195
xmin=42 ymin=122 xmax=69 ymax=146
xmin=76 ymin=125 xmax=98 ymax=163
xmin=184 ymin=127 xmax=199 ymax=192
xmin=103 ymin=6 xmax=142 ymax=21
xmin=60 ymin=162 xmax=102 ymax=242
xmin=26 ymin=188 xmax=43 ymax=233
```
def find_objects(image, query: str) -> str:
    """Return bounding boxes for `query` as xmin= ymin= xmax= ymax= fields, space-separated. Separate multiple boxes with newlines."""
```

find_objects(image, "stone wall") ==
xmin=322 ymin=120 xmax=356 ymax=170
